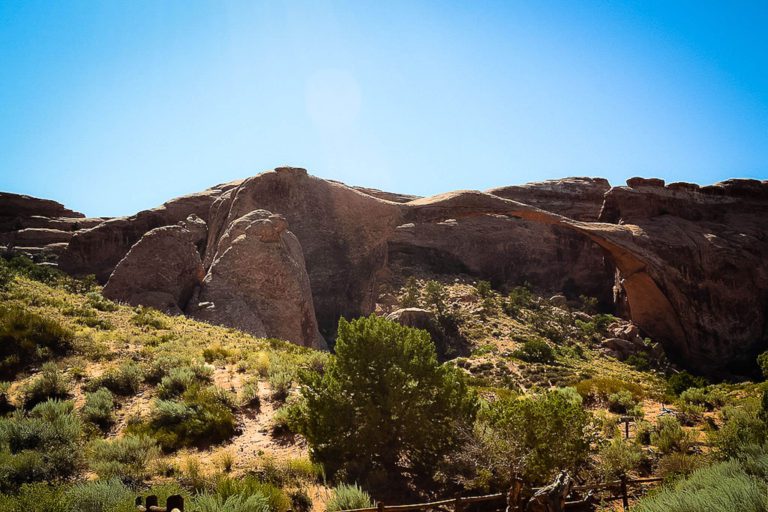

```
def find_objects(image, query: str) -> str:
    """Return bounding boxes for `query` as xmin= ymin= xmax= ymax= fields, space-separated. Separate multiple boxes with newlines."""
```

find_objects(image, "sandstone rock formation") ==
xmin=60 ymin=182 xmax=241 ymax=281
xmin=102 ymin=216 xmax=207 ymax=314
xmin=487 ymin=177 xmax=610 ymax=221
xmin=202 ymin=167 xmax=403 ymax=334
xmin=6 ymin=169 xmax=767 ymax=374
xmin=188 ymin=209 xmax=325 ymax=349
xmin=0 ymin=192 xmax=105 ymax=260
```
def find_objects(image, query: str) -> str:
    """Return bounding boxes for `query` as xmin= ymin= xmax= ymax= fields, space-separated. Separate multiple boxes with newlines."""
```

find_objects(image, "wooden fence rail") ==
xmin=135 ymin=477 xmax=663 ymax=512
xmin=338 ymin=477 xmax=664 ymax=512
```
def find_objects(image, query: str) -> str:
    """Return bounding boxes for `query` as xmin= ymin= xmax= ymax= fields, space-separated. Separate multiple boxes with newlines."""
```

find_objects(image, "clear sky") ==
xmin=1 ymin=1 xmax=766 ymax=217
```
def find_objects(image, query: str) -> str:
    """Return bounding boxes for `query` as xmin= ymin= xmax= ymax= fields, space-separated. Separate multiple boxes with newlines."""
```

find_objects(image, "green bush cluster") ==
xmin=512 ymin=339 xmax=555 ymax=364
xmin=666 ymin=370 xmax=707 ymax=396
xmin=20 ymin=363 xmax=71 ymax=409
xmin=635 ymin=455 xmax=768 ymax=512
xmin=0 ymin=400 xmax=83 ymax=492
xmin=598 ymin=437 xmax=643 ymax=479
xmin=211 ymin=475 xmax=291 ymax=512
xmin=129 ymin=385 xmax=236 ymax=451
xmin=503 ymin=285 xmax=534 ymax=316
xmin=325 ymin=483 xmax=373 ymax=512
xmin=469 ymin=388 xmax=590 ymax=485
xmin=85 ymin=292 xmax=118 ymax=312
xmin=156 ymin=367 xmax=205 ymax=399
xmin=0 ymin=382 xmax=14 ymax=415
xmin=0 ymin=305 xmax=73 ymax=379
xmin=87 ymin=435 xmax=159 ymax=483
xmin=130 ymin=306 xmax=169 ymax=330
xmin=85 ymin=362 xmax=143 ymax=396
xmin=81 ymin=388 xmax=115 ymax=430
xmin=575 ymin=377 xmax=643 ymax=405
xmin=651 ymin=415 xmax=692 ymax=455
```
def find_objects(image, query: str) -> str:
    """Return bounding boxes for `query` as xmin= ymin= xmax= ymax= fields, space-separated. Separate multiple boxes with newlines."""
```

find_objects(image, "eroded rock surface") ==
xmin=189 ymin=210 xmax=325 ymax=349
xmin=60 ymin=182 xmax=240 ymax=281
xmin=5 ymin=171 xmax=767 ymax=373
xmin=102 ymin=216 xmax=207 ymax=315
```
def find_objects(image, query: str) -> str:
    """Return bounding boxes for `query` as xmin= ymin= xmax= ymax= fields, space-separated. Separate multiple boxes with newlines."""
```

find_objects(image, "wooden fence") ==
xmin=135 ymin=477 xmax=663 ymax=512
xmin=338 ymin=477 xmax=664 ymax=512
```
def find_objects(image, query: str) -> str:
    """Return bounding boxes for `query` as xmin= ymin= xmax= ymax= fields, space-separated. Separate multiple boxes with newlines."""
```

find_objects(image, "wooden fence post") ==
xmin=167 ymin=494 xmax=184 ymax=512
xmin=454 ymin=496 xmax=463 ymax=512
xmin=377 ymin=501 xmax=385 ymax=512
xmin=620 ymin=476 xmax=629 ymax=510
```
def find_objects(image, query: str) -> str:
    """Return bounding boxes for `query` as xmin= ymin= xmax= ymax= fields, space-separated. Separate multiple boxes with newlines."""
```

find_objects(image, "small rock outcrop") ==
xmin=487 ymin=177 xmax=610 ymax=221
xmin=188 ymin=210 xmax=325 ymax=349
xmin=0 ymin=192 xmax=105 ymax=260
xmin=102 ymin=216 xmax=207 ymax=315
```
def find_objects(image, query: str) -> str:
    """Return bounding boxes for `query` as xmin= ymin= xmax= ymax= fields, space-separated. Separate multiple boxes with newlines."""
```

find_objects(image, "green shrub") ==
xmin=21 ymin=363 xmax=71 ymax=409
xmin=5 ymin=256 xmax=64 ymax=286
xmin=64 ymin=479 xmax=134 ymax=512
xmin=213 ymin=475 xmax=290 ymax=512
xmin=575 ymin=377 xmax=643 ymax=405
xmin=626 ymin=353 xmax=651 ymax=371
xmin=269 ymin=366 xmax=293 ymax=402
xmin=239 ymin=381 xmax=261 ymax=410
xmin=88 ymin=435 xmax=160 ymax=483
xmin=0 ymin=258 xmax=13 ymax=292
xmin=667 ymin=370 xmax=707 ymax=396
xmin=680 ymin=386 xmax=726 ymax=411
xmin=657 ymin=452 xmax=708 ymax=480
xmin=145 ymin=356 xmax=211 ymax=385
xmin=85 ymin=292 xmax=118 ymax=312
xmin=0 ymin=305 xmax=73 ymax=379
xmin=424 ymin=280 xmax=448 ymax=316
xmin=202 ymin=344 xmax=231 ymax=363
xmin=130 ymin=306 xmax=169 ymax=330
xmin=325 ymin=483 xmax=373 ymax=512
xmin=757 ymin=351 xmax=768 ymax=380
xmin=0 ymin=482 xmax=68 ymax=512
xmin=130 ymin=386 xmax=236 ymax=451
xmin=470 ymin=388 xmax=590 ymax=485
xmin=651 ymin=415 xmax=691 ymax=455
xmin=81 ymin=388 xmax=115 ymax=430
xmin=512 ymin=339 xmax=555 ymax=364
xmin=599 ymin=438 xmax=643 ymax=479
xmin=192 ymin=493 xmax=270 ymax=512
xmin=635 ymin=459 xmax=768 ymax=512
xmin=400 ymin=277 xmax=421 ymax=308
xmin=0 ymin=400 xmax=83 ymax=491
xmin=157 ymin=367 xmax=197 ymax=399
xmin=504 ymin=285 xmax=534 ymax=316
xmin=607 ymin=389 xmax=640 ymax=415
xmin=297 ymin=315 xmax=477 ymax=480
xmin=86 ymin=362 xmax=143 ymax=396
xmin=712 ymin=401 xmax=767 ymax=459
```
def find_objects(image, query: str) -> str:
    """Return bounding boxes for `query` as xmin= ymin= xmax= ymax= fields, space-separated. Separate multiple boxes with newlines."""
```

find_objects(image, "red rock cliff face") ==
xmin=592 ymin=178 xmax=768 ymax=374
xmin=6 ymin=170 xmax=766 ymax=374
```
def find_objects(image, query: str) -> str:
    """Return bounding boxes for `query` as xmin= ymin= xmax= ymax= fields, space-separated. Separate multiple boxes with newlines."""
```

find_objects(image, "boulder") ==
xmin=188 ymin=210 xmax=325 ymax=349
xmin=102 ymin=216 xmax=207 ymax=314
xmin=386 ymin=308 xmax=440 ymax=335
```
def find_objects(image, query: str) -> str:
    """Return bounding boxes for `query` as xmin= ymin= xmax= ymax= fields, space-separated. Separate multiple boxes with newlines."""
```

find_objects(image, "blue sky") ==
xmin=1 ymin=1 xmax=766 ymax=217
